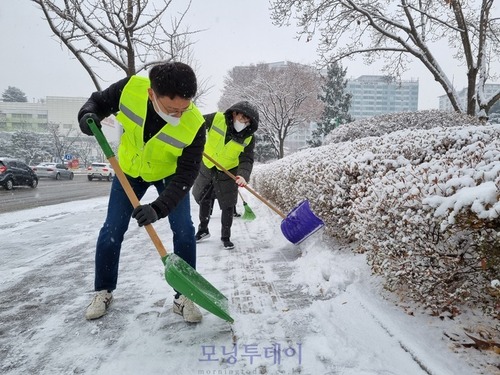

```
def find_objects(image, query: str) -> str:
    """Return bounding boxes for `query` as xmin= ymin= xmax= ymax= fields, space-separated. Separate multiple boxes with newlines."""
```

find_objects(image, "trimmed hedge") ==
xmin=252 ymin=110 xmax=499 ymax=318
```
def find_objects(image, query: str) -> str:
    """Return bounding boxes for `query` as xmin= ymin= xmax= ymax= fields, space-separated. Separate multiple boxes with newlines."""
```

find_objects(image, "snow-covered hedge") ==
xmin=252 ymin=111 xmax=499 ymax=318
xmin=323 ymin=109 xmax=482 ymax=144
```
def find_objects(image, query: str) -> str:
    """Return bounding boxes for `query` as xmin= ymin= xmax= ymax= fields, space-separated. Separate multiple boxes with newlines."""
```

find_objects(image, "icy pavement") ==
xmin=0 ymin=189 xmax=491 ymax=375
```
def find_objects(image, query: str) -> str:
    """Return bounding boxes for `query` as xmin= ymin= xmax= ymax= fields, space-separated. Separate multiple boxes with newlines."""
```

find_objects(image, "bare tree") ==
xmin=47 ymin=123 xmax=82 ymax=163
xmin=270 ymin=0 xmax=500 ymax=117
xmin=72 ymin=137 xmax=99 ymax=168
xmin=30 ymin=0 xmax=209 ymax=98
xmin=219 ymin=62 xmax=323 ymax=159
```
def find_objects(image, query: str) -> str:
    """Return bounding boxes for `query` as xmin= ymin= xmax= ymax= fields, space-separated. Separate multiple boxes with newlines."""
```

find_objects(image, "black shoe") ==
xmin=221 ymin=237 xmax=234 ymax=250
xmin=233 ymin=212 xmax=241 ymax=217
xmin=195 ymin=229 xmax=210 ymax=242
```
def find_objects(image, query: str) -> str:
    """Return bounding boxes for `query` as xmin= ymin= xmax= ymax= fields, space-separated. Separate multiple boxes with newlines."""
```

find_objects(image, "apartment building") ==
xmin=229 ymin=64 xmax=422 ymax=153
xmin=346 ymin=75 xmax=419 ymax=120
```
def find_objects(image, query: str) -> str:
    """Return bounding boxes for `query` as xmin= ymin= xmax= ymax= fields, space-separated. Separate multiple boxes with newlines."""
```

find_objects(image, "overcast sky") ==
xmin=1 ymin=1 xmax=496 ymax=113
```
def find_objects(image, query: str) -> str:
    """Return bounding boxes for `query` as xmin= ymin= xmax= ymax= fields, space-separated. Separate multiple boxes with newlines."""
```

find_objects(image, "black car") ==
xmin=0 ymin=157 xmax=38 ymax=190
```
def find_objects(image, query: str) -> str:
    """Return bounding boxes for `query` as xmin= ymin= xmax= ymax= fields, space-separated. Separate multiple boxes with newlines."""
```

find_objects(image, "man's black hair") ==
xmin=149 ymin=62 xmax=197 ymax=99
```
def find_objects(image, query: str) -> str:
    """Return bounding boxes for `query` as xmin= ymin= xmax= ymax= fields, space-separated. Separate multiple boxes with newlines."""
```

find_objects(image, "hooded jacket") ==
xmin=202 ymin=101 xmax=259 ymax=180
xmin=192 ymin=101 xmax=259 ymax=209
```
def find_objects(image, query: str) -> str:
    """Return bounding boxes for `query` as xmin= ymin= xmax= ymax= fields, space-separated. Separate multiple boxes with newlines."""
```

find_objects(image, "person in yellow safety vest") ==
xmin=192 ymin=101 xmax=259 ymax=249
xmin=78 ymin=62 xmax=205 ymax=324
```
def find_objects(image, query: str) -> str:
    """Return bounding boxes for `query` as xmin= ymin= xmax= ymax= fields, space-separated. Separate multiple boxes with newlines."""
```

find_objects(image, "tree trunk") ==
xmin=466 ymin=69 xmax=478 ymax=116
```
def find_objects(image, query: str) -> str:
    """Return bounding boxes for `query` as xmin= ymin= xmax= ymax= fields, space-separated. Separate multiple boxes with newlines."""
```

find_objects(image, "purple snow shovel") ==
xmin=202 ymin=152 xmax=324 ymax=244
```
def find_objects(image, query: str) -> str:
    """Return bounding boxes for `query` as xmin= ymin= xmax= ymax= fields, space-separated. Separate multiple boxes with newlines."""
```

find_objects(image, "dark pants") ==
xmin=197 ymin=183 xmax=234 ymax=239
xmin=94 ymin=175 xmax=196 ymax=291
xmin=193 ymin=164 xmax=239 ymax=240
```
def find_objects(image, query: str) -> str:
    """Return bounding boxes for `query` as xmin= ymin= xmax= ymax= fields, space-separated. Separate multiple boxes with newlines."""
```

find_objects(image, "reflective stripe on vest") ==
xmin=119 ymin=103 xmax=144 ymax=127
xmin=203 ymin=112 xmax=252 ymax=170
xmin=115 ymin=76 xmax=204 ymax=182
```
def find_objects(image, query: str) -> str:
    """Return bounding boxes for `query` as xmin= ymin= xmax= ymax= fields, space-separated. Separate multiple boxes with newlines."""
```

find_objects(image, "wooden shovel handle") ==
xmin=87 ymin=119 xmax=168 ymax=258
xmin=106 ymin=156 xmax=168 ymax=258
xmin=202 ymin=152 xmax=286 ymax=219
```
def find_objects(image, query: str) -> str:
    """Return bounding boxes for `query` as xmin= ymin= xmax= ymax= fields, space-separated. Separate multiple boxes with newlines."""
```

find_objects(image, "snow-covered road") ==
xmin=0 ymin=188 xmax=485 ymax=374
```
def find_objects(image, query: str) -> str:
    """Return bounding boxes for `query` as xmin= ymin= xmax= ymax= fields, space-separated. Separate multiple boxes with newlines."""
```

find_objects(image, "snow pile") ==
xmin=252 ymin=111 xmax=500 ymax=319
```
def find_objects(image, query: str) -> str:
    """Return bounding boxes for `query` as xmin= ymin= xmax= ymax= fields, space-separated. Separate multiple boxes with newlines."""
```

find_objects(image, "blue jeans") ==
xmin=94 ymin=175 xmax=196 ymax=291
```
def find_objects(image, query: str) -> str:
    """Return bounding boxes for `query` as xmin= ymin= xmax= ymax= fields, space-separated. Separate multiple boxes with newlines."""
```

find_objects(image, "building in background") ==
xmin=438 ymin=83 xmax=500 ymax=114
xmin=346 ymin=75 xmax=419 ymax=120
xmin=287 ymin=74 xmax=420 ymax=152
xmin=285 ymin=121 xmax=318 ymax=154
xmin=0 ymin=101 xmax=49 ymax=132
xmin=0 ymin=96 xmax=120 ymax=142
xmin=227 ymin=67 xmax=421 ymax=154
xmin=286 ymin=74 xmax=419 ymax=152
xmin=46 ymin=96 xmax=88 ymax=133
xmin=0 ymin=96 xmax=121 ymax=165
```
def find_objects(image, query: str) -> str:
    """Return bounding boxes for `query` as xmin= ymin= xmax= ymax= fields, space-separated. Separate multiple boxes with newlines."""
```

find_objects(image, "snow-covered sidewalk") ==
xmin=0 ymin=188 xmax=489 ymax=374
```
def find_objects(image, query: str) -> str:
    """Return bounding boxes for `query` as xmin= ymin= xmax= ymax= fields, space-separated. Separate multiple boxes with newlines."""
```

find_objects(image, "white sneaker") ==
xmin=85 ymin=290 xmax=113 ymax=320
xmin=173 ymin=295 xmax=202 ymax=323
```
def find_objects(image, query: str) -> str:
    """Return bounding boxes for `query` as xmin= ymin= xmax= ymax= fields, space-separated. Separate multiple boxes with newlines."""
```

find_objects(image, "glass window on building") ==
xmin=11 ymin=113 xmax=33 ymax=119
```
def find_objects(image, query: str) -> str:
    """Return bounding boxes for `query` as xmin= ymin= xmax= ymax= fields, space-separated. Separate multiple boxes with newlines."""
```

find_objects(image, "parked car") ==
xmin=33 ymin=162 xmax=74 ymax=180
xmin=0 ymin=157 xmax=38 ymax=190
xmin=87 ymin=162 xmax=114 ymax=181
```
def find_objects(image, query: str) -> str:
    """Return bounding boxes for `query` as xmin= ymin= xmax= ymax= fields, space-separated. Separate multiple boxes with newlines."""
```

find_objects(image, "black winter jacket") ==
xmin=77 ymin=77 xmax=206 ymax=219
xmin=192 ymin=101 xmax=259 ymax=209
xmin=203 ymin=101 xmax=258 ymax=181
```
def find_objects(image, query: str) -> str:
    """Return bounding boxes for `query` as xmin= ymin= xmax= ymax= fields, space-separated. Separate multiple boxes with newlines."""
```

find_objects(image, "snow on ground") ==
xmin=0 ymin=187 xmax=496 ymax=375
xmin=253 ymin=118 xmax=500 ymax=327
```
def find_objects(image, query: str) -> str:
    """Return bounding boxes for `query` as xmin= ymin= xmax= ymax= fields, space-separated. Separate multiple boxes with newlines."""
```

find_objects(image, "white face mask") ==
xmin=234 ymin=120 xmax=247 ymax=133
xmin=152 ymin=95 xmax=181 ymax=126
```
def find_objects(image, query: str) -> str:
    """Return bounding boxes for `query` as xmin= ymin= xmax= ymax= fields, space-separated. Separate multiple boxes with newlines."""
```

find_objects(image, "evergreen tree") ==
xmin=308 ymin=62 xmax=353 ymax=147
xmin=253 ymin=133 xmax=275 ymax=163
xmin=2 ymin=86 xmax=28 ymax=102
xmin=10 ymin=131 xmax=51 ymax=164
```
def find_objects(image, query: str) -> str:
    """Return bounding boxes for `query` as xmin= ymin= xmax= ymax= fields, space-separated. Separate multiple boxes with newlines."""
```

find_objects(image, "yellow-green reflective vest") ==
xmin=115 ymin=76 xmax=204 ymax=182
xmin=203 ymin=112 xmax=252 ymax=170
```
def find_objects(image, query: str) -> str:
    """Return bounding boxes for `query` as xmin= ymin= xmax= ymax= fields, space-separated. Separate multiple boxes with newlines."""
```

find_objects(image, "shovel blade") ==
xmin=162 ymin=254 xmax=234 ymax=323
xmin=280 ymin=200 xmax=324 ymax=245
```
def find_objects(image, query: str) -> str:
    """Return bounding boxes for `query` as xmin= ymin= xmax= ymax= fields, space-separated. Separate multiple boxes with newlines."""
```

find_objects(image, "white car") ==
xmin=87 ymin=162 xmax=114 ymax=181
xmin=33 ymin=162 xmax=74 ymax=180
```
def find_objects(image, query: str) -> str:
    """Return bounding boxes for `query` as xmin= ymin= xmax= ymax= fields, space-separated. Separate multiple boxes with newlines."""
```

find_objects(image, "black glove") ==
xmin=132 ymin=204 xmax=158 ymax=227
xmin=79 ymin=113 xmax=101 ymax=136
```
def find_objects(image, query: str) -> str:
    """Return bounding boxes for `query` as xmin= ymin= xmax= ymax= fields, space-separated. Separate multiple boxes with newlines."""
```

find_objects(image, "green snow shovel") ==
xmin=238 ymin=190 xmax=256 ymax=221
xmin=87 ymin=119 xmax=233 ymax=323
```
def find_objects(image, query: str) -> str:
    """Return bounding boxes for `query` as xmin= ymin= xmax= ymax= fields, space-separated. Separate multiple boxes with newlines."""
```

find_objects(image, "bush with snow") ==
xmin=252 ymin=110 xmax=499 ymax=318
xmin=323 ymin=109 xmax=482 ymax=144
